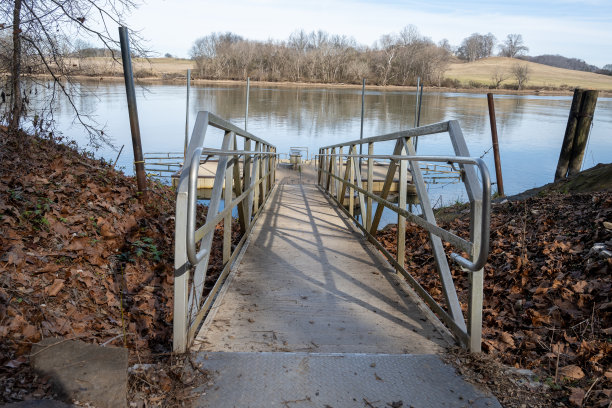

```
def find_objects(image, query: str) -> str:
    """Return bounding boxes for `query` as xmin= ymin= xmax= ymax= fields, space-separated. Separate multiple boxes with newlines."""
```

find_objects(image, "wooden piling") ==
xmin=486 ymin=93 xmax=504 ymax=196
xmin=555 ymin=89 xmax=584 ymax=181
xmin=568 ymin=90 xmax=598 ymax=177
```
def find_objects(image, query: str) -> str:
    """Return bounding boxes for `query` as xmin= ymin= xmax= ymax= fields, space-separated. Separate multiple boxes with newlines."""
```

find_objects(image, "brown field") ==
xmin=445 ymin=57 xmax=612 ymax=91
xmin=67 ymin=57 xmax=194 ymax=78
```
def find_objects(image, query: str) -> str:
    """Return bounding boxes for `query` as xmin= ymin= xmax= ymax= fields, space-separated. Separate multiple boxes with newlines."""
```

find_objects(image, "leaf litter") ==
xmin=0 ymin=129 xmax=241 ymax=406
xmin=377 ymin=192 xmax=611 ymax=407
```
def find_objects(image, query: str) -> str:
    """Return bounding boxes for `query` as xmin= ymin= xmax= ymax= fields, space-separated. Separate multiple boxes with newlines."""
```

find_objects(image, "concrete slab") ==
xmin=31 ymin=338 xmax=127 ymax=408
xmin=4 ymin=401 xmax=73 ymax=408
xmin=194 ymin=352 xmax=501 ymax=408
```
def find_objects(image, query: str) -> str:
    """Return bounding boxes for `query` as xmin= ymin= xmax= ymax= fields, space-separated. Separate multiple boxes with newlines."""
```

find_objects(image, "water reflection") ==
xmin=30 ymin=81 xmax=612 ymax=203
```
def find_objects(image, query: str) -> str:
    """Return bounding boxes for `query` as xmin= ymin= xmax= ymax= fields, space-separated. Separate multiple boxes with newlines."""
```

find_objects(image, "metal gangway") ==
xmin=173 ymin=111 xmax=497 ymax=407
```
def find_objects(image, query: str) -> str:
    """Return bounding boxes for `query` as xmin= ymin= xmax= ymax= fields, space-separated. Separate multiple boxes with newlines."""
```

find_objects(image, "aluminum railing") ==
xmin=143 ymin=152 xmax=183 ymax=178
xmin=316 ymin=120 xmax=490 ymax=352
xmin=174 ymin=111 xmax=277 ymax=352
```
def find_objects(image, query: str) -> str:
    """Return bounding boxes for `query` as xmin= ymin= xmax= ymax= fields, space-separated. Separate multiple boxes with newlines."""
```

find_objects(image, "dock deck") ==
xmin=191 ymin=165 xmax=500 ymax=408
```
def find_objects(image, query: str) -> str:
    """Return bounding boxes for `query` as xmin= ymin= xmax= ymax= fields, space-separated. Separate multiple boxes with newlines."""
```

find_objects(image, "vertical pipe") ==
xmin=245 ymin=77 xmax=250 ymax=131
xmin=366 ymin=142 xmax=373 ymax=231
xmin=417 ymin=82 xmax=424 ymax=127
xmin=118 ymin=26 xmax=147 ymax=194
xmin=184 ymin=69 xmax=191 ymax=159
xmin=359 ymin=78 xmax=365 ymax=172
xmin=414 ymin=77 xmax=420 ymax=127
xmin=487 ymin=93 xmax=504 ymax=197
xmin=414 ymin=81 xmax=424 ymax=152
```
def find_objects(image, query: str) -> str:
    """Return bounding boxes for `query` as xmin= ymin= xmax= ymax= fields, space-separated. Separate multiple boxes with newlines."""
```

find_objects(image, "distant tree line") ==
xmin=519 ymin=54 xmax=612 ymax=76
xmin=189 ymin=26 xmax=452 ymax=86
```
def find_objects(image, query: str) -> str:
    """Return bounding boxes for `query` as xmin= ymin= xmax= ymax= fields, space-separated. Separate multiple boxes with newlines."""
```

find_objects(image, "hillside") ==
xmin=445 ymin=57 xmax=612 ymax=91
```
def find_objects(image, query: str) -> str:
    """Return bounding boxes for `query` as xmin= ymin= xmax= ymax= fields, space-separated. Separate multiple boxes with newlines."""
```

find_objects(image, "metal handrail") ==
xmin=174 ymin=111 xmax=277 ymax=353
xmin=316 ymin=153 xmax=491 ymax=271
xmin=186 ymin=147 xmax=277 ymax=265
xmin=316 ymin=119 xmax=490 ymax=352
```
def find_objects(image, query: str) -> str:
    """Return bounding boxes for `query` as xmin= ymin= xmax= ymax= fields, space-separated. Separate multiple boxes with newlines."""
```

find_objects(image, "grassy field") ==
xmin=445 ymin=57 xmax=612 ymax=91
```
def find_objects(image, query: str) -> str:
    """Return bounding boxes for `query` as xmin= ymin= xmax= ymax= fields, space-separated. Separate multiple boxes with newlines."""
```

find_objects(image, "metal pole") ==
xmin=245 ymin=77 xmax=250 ymax=131
xmin=417 ymin=81 xmax=423 ymax=127
xmin=487 ymin=93 xmax=504 ymax=197
xmin=112 ymin=144 xmax=125 ymax=170
xmin=118 ymin=26 xmax=147 ymax=195
xmin=184 ymin=69 xmax=191 ymax=159
xmin=414 ymin=78 xmax=423 ymax=152
xmin=414 ymin=77 xmax=420 ymax=127
xmin=359 ymin=78 xmax=365 ymax=173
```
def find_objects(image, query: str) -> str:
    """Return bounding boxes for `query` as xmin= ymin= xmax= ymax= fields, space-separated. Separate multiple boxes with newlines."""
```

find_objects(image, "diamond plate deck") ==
xmin=195 ymin=184 xmax=448 ymax=354
xmin=191 ymin=182 xmax=500 ymax=407
xmin=194 ymin=352 xmax=501 ymax=408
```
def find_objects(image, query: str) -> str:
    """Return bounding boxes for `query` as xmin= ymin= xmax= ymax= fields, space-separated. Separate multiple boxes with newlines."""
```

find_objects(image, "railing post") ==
xmin=349 ymin=145 xmax=355 ymax=217
xmin=244 ymin=139 xmax=253 ymax=224
xmin=403 ymin=137 xmax=467 ymax=334
xmin=366 ymin=143 xmax=374 ymax=231
xmin=258 ymin=143 xmax=265 ymax=207
xmin=448 ymin=120 xmax=484 ymax=351
xmin=252 ymin=142 xmax=261 ymax=215
xmin=336 ymin=147 xmax=342 ymax=201
xmin=173 ymin=187 xmax=189 ymax=353
xmin=397 ymin=140 xmax=408 ymax=270
xmin=329 ymin=148 xmax=336 ymax=195
xmin=317 ymin=149 xmax=323 ymax=185
xmin=223 ymin=134 xmax=235 ymax=265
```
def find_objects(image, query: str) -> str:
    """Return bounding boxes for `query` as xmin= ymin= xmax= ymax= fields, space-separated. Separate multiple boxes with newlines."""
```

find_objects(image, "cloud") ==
xmin=129 ymin=0 xmax=612 ymax=66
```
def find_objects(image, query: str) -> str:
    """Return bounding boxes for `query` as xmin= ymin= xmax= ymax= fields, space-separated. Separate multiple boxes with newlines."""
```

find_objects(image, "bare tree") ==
xmin=187 ymin=27 xmax=451 ymax=87
xmin=499 ymin=34 xmax=529 ymax=58
xmin=457 ymin=33 xmax=496 ymax=62
xmin=512 ymin=63 xmax=530 ymax=90
xmin=490 ymin=67 xmax=508 ymax=88
xmin=2 ymin=0 xmax=144 ymax=145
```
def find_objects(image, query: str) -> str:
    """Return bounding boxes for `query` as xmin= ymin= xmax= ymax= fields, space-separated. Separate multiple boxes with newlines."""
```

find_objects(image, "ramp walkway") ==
xmin=193 ymin=182 xmax=498 ymax=407
xmin=173 ymin=113 xmax=499 ymax=407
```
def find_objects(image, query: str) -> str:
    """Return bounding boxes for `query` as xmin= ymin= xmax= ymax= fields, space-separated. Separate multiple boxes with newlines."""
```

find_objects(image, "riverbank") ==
xmin=51 ymin=73 xmax=612 ymax=98
xmin=378 ymin=166 xmax=612 ymax=408
xmin=1 ymin=128 xmax=610 ymax=406
xmin=25 ymin=55 xmax=612 ymax=96
xmin=0 ymin=129 xmax=238 ymax=406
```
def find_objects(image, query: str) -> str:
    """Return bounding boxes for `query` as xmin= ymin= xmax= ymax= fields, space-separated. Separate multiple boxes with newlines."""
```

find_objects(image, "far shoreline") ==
xmin=29 ymin=73 xmax=612 ymax=97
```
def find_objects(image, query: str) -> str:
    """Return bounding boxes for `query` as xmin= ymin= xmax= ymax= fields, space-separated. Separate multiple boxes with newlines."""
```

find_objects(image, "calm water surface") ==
xmin=47 ymin=81 xmax=612 ymax=205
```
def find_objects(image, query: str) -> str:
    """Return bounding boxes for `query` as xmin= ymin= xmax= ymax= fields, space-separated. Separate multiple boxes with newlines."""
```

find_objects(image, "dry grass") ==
xmin=66 ymin=57 xmax=195 ymax=78
xmin=445 ymin=57 xmax=612 ymax=91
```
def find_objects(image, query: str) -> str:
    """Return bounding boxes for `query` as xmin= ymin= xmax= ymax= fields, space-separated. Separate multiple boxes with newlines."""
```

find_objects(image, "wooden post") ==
xmin=568 ymin=90 xmax=598 ymax=176
xmin=486 ymin=93 xmax=504 ymax=196
xmin=554 ymin=89 xmax=584 ymax=181
xmin=118 ymin=27 xmax=147 ymax=195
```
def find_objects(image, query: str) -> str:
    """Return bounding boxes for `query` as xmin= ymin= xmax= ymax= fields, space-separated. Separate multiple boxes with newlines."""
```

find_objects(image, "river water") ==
xmin=41 ymin=81 xmax=612 ymax=205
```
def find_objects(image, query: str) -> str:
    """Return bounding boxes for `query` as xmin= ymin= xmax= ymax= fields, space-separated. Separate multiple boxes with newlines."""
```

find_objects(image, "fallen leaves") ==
xmin=378 ymin=191 xmax=612 ymax=407
xmin=0 ymin=130 xmax=242 ymax=405
xmin=44 ymin=279 xmax=65 ymax=296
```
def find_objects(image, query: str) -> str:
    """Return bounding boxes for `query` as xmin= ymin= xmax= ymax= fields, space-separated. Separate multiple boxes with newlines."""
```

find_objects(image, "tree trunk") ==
xmin=9 ymin=0 xmax=22 ymax=133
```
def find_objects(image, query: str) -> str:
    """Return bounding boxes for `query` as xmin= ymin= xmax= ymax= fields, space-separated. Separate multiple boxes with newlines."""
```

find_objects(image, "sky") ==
xmin=127 ymin=0 xmax=612 ymax=67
